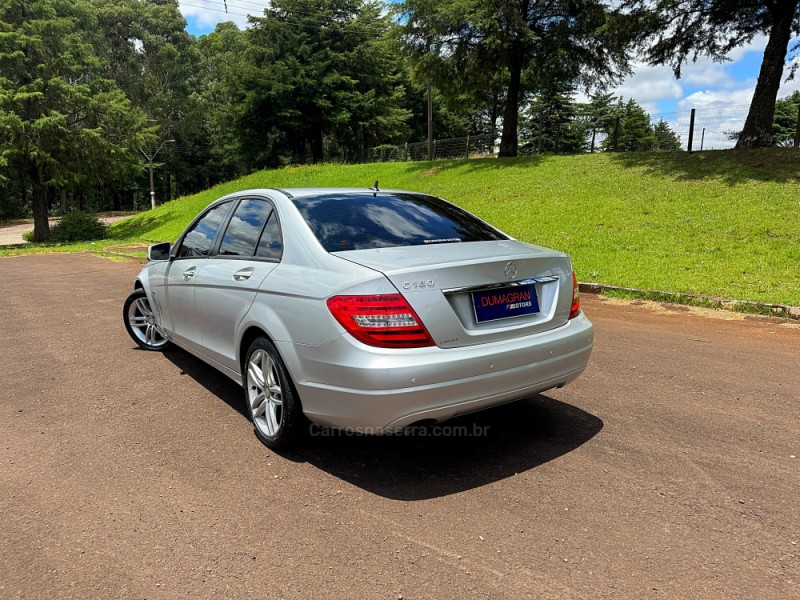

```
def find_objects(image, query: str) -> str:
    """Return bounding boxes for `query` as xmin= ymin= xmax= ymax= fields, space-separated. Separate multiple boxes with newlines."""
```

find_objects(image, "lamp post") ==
xmin=141 ymin=139 xmax=175 ymax=209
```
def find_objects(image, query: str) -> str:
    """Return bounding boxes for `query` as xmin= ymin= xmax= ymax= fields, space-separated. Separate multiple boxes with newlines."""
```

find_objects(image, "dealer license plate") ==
xmin=472 ymin=283 xmax=539 ymax=323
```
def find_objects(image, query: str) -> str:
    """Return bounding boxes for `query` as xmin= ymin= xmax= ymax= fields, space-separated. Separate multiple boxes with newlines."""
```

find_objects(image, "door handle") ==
xmin=233 ymin=267 xmax=254 ymax=281
xmin=183 ymin=266 xmax=197 ymax=280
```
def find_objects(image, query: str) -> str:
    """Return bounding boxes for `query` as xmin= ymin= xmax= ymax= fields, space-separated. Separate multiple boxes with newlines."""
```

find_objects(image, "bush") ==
xmin=48 ymin=211 xmax=107 ymax=242
xmin=22 ymin=230 xmax=34 ymax=242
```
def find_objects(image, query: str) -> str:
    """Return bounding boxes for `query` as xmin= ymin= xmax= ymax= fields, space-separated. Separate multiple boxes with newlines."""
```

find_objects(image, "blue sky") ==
xmin=179 ymin=2 xmax=799 ymax=148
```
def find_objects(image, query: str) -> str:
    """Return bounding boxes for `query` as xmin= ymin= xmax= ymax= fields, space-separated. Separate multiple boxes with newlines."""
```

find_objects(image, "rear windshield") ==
xmin=292 ymin=193 xmax=508 ymax=252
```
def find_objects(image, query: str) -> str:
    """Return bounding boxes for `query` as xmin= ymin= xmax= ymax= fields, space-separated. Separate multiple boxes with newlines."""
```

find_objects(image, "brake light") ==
xmin=569 ymin=272 xmax=581 ymax=319
xmin=326 ymin=294 xmax=435 ymax=348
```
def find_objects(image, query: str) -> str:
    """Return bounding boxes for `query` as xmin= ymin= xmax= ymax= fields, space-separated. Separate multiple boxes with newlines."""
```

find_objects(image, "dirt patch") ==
xmin=422 ymin=166 xmax=443 ymax=176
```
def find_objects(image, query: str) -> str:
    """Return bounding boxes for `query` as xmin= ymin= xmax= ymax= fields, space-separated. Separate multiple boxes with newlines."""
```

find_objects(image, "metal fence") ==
xmin=650 ymin=104 xmax=750 ymax=151
xmin=369 ymin=103 xmax=800 ymax=162
xmin=367 ymin=133 xmax=496 ymax=162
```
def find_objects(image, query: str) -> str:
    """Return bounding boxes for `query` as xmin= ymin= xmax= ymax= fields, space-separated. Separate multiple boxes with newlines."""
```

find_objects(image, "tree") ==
xmin=580 ymin=92 xmax=617 ymax=153
xmin=93 ymin=0 xmax=195 ymax=202
xmin=594 ymin=98 xmax=675 ymax=152
xmin=241 ymin=0 xmax=410 ymax=165
xmin=652 ymin=119 xmax=681 ymax=151
xmin=398 ymin=0 xmax=632 ymax=157
xmin=599 ymin=98 xmax=655 ymax=152
xmin=521 ymin=82 xmax=586 ymax=154
xmin=191 ymin=22 xmax=250 ymax=184
xmin=772 ymin=90 xmax=800 ymax=146
xmin=0 ymin=0 xmax=151 ymax=240
xmin=635 ymin=0 xmax=800 ymax=148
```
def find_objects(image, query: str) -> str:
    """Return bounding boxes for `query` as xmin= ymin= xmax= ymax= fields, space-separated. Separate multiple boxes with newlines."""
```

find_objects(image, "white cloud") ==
xmin=678 ymin=88 xmax=754 ymax=111
xmin=679 ymin=62 xmax=737 ymax=89
xmin=727 ymin=35 xmax=768 ymax=60
xmin=612 ymin=62 xmax=683 ymax=106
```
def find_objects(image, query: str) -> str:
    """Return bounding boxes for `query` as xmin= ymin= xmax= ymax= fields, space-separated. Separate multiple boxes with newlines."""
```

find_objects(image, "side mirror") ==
xmin=147 ymin=242 xmax=171 ymax=262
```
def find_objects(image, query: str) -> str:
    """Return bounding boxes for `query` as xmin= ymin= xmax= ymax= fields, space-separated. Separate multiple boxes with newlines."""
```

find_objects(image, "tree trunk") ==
xmin=32 ymin=179 xmax=50 ymax=243
xmin=736 ymin=1 xmax=797 ymax=148
xmin=499 ymin=56 xmax=522 ymax=157
xmin=310 ymin=128 xmax=324 ymax=163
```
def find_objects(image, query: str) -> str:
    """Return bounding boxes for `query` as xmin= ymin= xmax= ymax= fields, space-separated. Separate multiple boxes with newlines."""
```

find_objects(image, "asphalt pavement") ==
xmin=1 ymin=254 xmax=798 ymax=599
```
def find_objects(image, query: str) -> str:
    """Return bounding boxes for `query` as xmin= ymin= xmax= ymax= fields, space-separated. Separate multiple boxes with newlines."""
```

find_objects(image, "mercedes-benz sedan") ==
xmin=123 ymin=188 xmax=593 ymax=448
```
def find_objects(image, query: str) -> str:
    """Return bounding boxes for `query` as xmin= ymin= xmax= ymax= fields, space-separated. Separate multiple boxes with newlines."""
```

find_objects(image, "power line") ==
xmin=180 ymin=2 xmax=251 ymax=18
xmin=179 ymin=1 xmax=393 ymax=38
xmin=183 ymin=0 xmax=265 ymax=15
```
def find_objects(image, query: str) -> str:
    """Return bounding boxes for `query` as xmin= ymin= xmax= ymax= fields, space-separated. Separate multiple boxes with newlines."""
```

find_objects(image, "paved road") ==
xmin=0 ymin=216 xmax=129 ymax=246
xmin=1 ymin=254 xmax=798 ymax=599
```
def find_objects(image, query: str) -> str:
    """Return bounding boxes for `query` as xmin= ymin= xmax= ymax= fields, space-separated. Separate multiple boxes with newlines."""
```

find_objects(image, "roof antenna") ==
xmin=370 ymin=180 xmax=379 ymax=191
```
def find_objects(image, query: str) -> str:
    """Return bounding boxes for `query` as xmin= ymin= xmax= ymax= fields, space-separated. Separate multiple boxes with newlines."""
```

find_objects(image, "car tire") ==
xmin=244 ymin=337 xmax=307 ymax=449
xmin=123 ymin=288 xmax=171 ymax=351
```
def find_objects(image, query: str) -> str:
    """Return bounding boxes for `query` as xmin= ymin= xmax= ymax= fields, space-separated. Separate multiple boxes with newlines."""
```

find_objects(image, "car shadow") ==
xmin=163 ymin=348 xmax=603 ymax=501
xmin=163 ymin=348 xmax=249 ymax=420
xmin=286 ymin=398 xmax=603 ymax=500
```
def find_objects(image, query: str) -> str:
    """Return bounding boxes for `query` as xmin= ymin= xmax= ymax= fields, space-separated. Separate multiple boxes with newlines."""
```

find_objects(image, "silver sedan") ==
xmin=123 ymin=188 xmax=593 ymax=448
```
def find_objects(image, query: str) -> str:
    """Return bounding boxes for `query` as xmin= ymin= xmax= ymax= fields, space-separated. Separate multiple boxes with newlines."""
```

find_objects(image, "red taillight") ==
xmin=326 ymin=294 xmax=435 ymax=348
xmin=569 ymin=272 xmax=581 ymax=319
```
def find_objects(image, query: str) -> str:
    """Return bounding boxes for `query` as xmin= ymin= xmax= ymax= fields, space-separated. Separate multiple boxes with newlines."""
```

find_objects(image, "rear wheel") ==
xmin=123 ymin=289 xmax=170 ymax=351
xmin=244 ymin=337 xmax=306 ymax=449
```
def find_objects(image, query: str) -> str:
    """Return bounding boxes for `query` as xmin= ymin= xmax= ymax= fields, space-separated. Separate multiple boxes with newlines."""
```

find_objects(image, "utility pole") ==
xmin=141 ymin=139 xmax=175 ymax=210
xmin=794 ymin=102 xmax=800 ymax=148
xmin=427 ymin=78 xmax=433 ymax=161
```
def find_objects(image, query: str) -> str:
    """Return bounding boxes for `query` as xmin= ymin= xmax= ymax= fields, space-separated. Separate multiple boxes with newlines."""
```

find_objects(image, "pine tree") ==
xmin=652 ymin=119 xmax=681 ymax=151
xmin=242 ymin=0 xmax=410 ymax=165
xmin=0 ymin=0 xmax=151 ymax=240
xmin=771 ymin=91 xmax=800 ymax=146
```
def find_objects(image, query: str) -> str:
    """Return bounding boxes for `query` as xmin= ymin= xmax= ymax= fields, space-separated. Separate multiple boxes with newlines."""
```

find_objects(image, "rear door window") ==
xmin=292 ymin=193 xmax=507 ymax=252
xmin=218 ymin=199 xmax=273 ymax=257
xmin=254 ymin=210 xmax=283 ymax=260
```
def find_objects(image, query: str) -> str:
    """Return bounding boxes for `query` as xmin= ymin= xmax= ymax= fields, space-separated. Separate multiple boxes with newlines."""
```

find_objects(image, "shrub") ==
xmin=22 ymin=230 xmax=34 ymax=242
xmin=48 ymin=211 xmax=107 ymax=242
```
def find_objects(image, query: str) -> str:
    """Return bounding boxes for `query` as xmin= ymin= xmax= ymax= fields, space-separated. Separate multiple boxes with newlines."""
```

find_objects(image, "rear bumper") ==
xmin=280 ymin=312 xmax=593 ymax=431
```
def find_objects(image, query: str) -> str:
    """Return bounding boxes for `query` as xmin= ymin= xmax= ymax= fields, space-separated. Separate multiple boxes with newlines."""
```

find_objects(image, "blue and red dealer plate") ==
xmin=472 ymin=282 xmax=540 ymax=323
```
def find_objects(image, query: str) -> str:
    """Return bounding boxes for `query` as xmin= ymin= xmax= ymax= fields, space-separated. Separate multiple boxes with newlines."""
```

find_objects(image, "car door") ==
xmin=193 ymin=198 xmax=283 ymax=373
xmin=162 ymin=200 xmax=234 ymax=350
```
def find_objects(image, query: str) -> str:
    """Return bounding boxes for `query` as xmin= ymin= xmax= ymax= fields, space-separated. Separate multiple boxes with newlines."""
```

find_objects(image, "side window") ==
xmin=177 ymin=202 xmax=232 ymax=258
xmin=255 ymin=210 xmax=283 ymax=260
xmin=218 ymin=199 xmax=272 ymax=257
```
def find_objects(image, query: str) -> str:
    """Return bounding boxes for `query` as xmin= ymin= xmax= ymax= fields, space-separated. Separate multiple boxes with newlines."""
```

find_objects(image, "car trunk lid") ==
xmin=333 ymin=240 xmax=573 ymax=348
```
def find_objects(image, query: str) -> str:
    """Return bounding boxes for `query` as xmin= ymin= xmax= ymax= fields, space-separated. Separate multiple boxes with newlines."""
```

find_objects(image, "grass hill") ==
xmin=8 ymin=149 xmax=800 ymax=306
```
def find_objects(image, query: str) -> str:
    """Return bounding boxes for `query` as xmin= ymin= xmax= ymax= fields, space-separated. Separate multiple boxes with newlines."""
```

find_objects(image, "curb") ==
xmin=578 ymin=282 xmax=800 ymax=321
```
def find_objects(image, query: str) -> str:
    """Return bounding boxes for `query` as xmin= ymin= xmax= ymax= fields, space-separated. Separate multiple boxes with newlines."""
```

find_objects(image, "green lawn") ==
xmin=4 ymin=148 xmax=799 ymax=306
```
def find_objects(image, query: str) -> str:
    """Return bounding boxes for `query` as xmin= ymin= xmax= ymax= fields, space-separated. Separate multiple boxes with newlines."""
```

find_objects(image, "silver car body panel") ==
xmin=333 ymin=241 xmax=572 ymax=348
xmin=133 ymin=187 xmax=593 ymax=430
xmin=282 ymin=312 xmax=592 ymax=430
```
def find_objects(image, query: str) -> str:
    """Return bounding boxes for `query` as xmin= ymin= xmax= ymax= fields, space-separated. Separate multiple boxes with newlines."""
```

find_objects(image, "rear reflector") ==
xmin=569 ymin=272 xmax=581 ymax=319
xmin=327 ymin=294 xmax=435 ymax=348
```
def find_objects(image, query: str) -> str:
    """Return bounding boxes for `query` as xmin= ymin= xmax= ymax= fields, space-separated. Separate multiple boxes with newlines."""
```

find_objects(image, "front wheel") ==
xmin=244 ymin=337 xmax=306 ymax=449
xmin=123 ymin=288 xmax=170 ymax=351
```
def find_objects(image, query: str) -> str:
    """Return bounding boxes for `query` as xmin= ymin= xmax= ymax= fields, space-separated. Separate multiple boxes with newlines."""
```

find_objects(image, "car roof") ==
xmin=268 ymin=187 xmax=428 ymax=199
xmin=208 ymin=188 xmax=437 ymax=212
